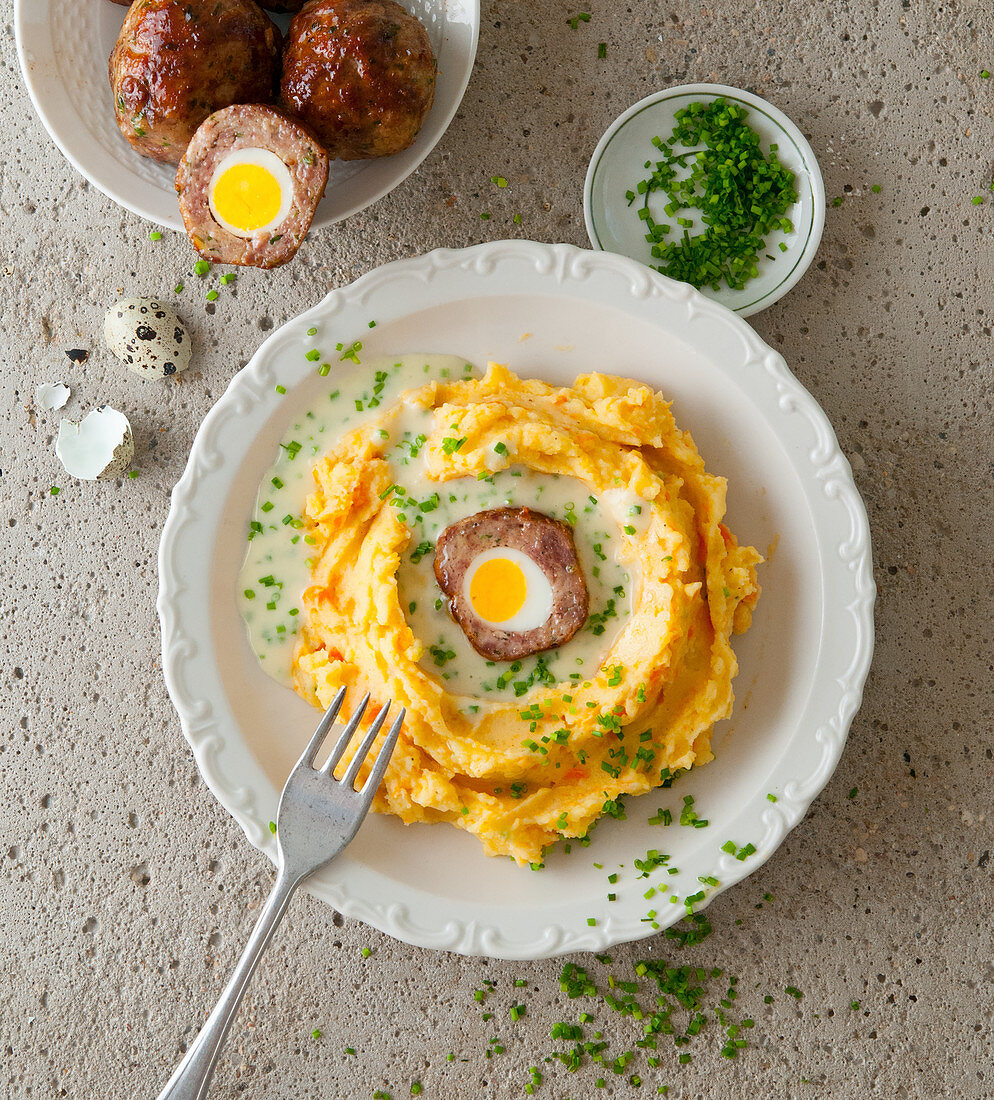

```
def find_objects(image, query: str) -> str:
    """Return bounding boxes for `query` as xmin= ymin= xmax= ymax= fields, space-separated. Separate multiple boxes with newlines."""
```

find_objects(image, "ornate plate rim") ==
xmin=157 ymin=240 xmax=875 ymax=959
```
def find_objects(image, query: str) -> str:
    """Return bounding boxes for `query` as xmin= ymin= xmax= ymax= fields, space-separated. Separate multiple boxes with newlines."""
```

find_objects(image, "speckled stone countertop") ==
xmin=2 ymin=2 xmax=993 ymax=1098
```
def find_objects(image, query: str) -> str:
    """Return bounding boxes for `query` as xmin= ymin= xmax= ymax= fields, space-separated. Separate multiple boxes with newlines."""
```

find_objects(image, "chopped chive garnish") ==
xmin=630 ymin=98 xmax=797 ymax=293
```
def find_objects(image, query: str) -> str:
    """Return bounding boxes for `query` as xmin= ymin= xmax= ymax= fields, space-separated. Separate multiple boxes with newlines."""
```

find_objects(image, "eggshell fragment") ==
xmin=35 ymin=382 xmax=71 ymax=411
xmin=105 ymin=298 xmax=191 ymax=379
xmin=56 ymin=406 xmax=135 ymax=481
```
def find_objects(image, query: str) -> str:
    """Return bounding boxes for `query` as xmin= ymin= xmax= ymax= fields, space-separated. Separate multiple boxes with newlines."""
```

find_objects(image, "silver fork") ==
xmin=155 ymin=687 xmax=404 ymax=1100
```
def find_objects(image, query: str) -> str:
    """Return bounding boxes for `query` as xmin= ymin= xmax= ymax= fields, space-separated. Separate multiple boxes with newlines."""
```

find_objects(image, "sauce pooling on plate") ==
xmin=238 ymin=354 xmax=633 ymax=700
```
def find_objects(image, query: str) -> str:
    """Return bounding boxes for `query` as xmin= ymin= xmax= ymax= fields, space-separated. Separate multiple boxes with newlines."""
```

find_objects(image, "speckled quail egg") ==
xmin=56 ymin=406 xmax=134 ymax=481
xmin=104 ymin=298 xmax=191 ymax=379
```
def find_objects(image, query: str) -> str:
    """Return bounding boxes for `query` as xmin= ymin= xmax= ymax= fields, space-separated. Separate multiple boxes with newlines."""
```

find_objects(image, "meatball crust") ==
xmin=434 ymin=508 xmax=590 ymax=662
xmin=109 ymin=0 xmax=281 ymax=165
xmin=280 ymin=0 xmax=437 ymax=160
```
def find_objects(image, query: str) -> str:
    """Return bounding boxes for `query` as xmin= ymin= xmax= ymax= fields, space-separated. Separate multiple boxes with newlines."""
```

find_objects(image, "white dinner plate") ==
xmin=14 ymin=0 xmax=479 ymax=231
xmin=157 ymin=240 xmax=874 ymax=960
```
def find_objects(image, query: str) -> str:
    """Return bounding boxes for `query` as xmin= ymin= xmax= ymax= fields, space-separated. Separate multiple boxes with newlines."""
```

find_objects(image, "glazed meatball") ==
xmin=109 ymin=0 xmax=281 ymax=165
xmin=280 ymin=0 xmax=437 ymax=160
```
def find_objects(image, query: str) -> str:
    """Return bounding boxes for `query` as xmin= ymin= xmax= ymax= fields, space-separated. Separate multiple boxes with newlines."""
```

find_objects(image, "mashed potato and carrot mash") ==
xmin=272 ymin=362 xmax=762 ymax=865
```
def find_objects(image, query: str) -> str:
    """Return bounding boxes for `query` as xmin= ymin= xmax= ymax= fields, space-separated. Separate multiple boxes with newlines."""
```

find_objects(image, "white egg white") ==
xmin=462 ymin=547 xmax=554 ymax=632
xmin=208 ymin=148 xmax=295 ymax=239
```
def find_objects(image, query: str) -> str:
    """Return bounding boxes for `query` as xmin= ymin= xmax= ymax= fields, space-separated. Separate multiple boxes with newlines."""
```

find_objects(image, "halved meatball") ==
xmin=176 ymin=105 xmax=329 ymax=269
xmin=434 ymin=508 xmax=589 ymax=662
xmin=280 ymin=0 xmax=437 ymax=160
xmin=108 ymin=0 xmax=281 ymax=165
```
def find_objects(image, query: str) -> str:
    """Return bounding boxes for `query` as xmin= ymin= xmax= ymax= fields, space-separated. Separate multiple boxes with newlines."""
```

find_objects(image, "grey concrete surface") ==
xmin=2 ymin=1 xmax=993 ymax=1097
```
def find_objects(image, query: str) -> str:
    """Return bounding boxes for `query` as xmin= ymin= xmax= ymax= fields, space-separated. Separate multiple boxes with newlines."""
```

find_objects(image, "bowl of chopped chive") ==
xmin=584 ymin=84 xmax=825 ymax=318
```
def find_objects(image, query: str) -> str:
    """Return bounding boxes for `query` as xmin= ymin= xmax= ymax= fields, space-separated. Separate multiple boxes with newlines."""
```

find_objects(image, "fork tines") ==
xmin=296 ymin=686 xmax=404 ymax=796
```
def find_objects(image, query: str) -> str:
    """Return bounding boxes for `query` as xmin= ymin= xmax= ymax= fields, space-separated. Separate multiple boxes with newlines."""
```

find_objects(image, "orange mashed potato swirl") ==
xmin=292 ymin=365 xmax=761 ymax=864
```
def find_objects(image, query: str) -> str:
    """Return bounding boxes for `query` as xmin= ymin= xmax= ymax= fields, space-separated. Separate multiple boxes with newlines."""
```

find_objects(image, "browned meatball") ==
xmin=280 ymin=0 xmax=437 ymax=160
xmin=107 ymin=1 xmax=133 ymax=6
xmin=108 ymin=0 xmax=281 ymax=165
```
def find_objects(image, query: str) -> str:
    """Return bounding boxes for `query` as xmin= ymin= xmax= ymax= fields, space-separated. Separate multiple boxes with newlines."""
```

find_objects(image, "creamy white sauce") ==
xmin=238 ymin=355 xmax=634 ymax=703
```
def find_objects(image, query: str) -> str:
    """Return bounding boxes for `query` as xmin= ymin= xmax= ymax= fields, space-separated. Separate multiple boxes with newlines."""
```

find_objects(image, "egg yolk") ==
xmin=469 ymin=557 xmax=528 ymax=623
xmin=210 ymin=163 xmax=283 ymax=233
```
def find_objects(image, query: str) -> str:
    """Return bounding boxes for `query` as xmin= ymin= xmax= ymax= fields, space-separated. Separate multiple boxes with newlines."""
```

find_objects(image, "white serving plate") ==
xmin=157 ymin=240 xmax=874 ymax=960
xmin=14 ymin=0 xmax=479 ymax=231
xmin=585 ymin=83 xmax=826 ymax=318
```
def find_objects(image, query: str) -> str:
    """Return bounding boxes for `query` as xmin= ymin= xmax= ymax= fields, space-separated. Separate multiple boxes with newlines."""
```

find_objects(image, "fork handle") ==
xmin=155 ymin=868 xmax=300 ymax=1100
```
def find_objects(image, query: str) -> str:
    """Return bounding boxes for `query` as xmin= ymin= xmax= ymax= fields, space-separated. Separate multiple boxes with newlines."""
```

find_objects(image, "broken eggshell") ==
xmin=56 ymin=406 xmax=134 ymax=481
xmin=104 ymin=298 xmax=191 ymax=379
xmin=35 ymin=382 xmax=71 ymax=411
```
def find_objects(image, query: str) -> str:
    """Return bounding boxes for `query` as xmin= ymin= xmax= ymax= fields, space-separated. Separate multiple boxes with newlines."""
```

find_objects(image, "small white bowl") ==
xmin=584 ymin=83 xmax=825 ymax=318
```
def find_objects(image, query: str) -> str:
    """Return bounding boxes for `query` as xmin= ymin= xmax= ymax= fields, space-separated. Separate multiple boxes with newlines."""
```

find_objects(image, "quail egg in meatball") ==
xmin=176 ymin=105 xmax=329 ymax=268
xmin=434 ymin=507 xmax=590 ymax=661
